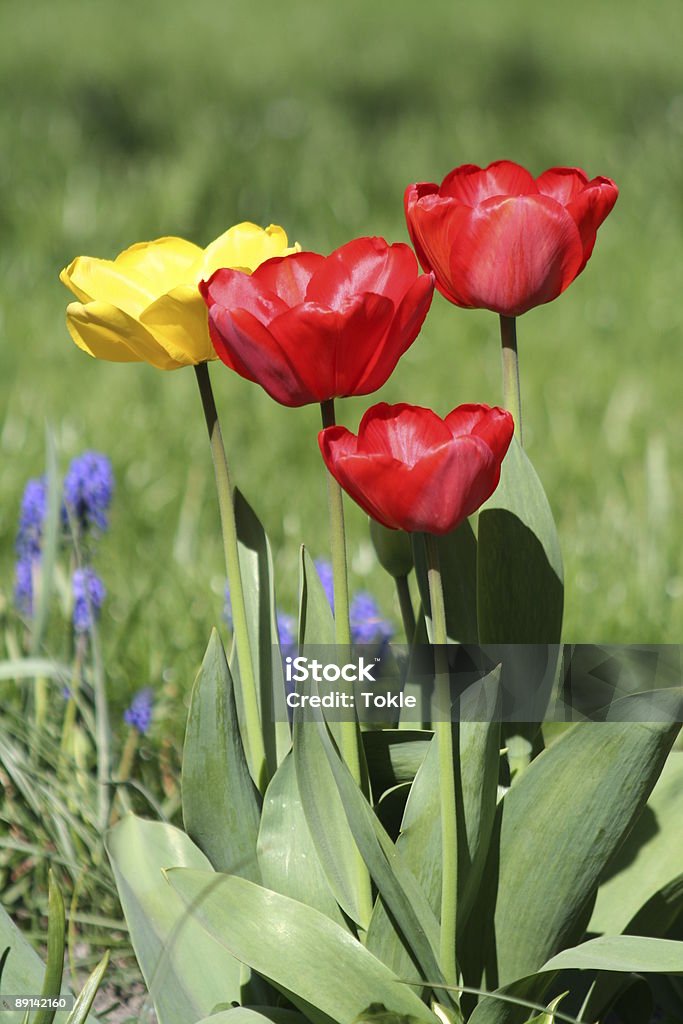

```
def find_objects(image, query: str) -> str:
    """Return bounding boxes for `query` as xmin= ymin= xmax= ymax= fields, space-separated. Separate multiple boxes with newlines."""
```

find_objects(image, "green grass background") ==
xmin=2 ymin=0 xmax=683 ymax=705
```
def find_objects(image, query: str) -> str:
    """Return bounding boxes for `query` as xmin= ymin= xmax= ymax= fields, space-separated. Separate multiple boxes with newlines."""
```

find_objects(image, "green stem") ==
xmin=90 ymin=618 xmax=112 ymax=833
xmin=499 ymin=314 xmax=523 ymax=446
xmin=425 ymin=532 xmax=458 ymax=984
xmin=194 ymin=363 xmax=267 ymax=789
xmin=395 ymin=574 xmax=416 ymax=645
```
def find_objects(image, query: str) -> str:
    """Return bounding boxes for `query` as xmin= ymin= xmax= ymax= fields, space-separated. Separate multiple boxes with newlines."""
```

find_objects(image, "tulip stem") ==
xmin=499 ymin=315 xmax=523 ymax=445
xmin=424 ymin=532 xmax=458 ymax=985
xmin=194 ymin=362 xmax=267 ymax=791
xmin=395 ymin=574 xmax=416 ymax=645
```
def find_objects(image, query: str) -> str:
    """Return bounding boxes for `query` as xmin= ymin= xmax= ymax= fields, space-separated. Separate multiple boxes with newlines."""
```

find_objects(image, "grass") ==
xmin=2 ymin=0 xmax=683 ymax=694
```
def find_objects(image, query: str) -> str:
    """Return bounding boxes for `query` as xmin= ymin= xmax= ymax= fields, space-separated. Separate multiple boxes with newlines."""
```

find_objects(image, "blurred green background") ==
xmin=2 ymin=0 xmax=683 ymax=702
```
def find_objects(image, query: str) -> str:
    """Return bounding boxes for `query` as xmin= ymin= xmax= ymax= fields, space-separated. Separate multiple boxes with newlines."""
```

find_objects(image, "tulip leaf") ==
xmin=33 ymin=871 xmax=66 ymax=1024
xmin=539 ymin=935 xmax=683 ymax=974
xmin=194 ymin=1010 xmax=304 ymax=1024
xmin=233 ymin=489 xmax=291 ymax=774
xmin=477 ymin=436 xmax=563 ymax=644
xmin=367 ymin=672 xmax=500 ymax=981
xmin=467 ymin=715 xmax=679 ymax=991
xmin=65 ymin=952 xmax=109 ymax=1024
xmin=295 ymin=705 xmax=451 ymax=1001
xmin=182 ymin=629 xmax=262 ymax=881
xmin=166 ymin=868 xmax=438 ymax=1024
xmin=589 ymin=750 xmax=683 ymax=935
xmin=106 ymin=814 xmax=244 ymax=1024
xmin=256 ymin=751 xmax=347 ymax=928
xmin=412 ymin=520 xmax=478 ymax=643
xmin=361 ymin=729 xmax=432 ymax=797
xmin=298 ymin=545 xmax=335 ymax=645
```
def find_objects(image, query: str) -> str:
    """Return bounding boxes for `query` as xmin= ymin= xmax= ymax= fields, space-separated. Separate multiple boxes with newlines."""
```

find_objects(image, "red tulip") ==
xmin=319 ymin=402 xmax=514 ymax=535
xmin=200 ymin=237 xmax=434 ymax=407
xmin=405 ymin=160 xmax=618 ymax=318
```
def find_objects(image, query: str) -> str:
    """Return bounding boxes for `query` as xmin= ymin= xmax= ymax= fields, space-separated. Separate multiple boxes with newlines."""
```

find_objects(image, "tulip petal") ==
xmin=65 ymin=301 xmax=181 ymax=369
xmin=305 ymin=238 xmax=420 ymax=310
xmin=138 ymin=286 xmax=215 ymax=366
xmin=440 ymin=160 xmax=538 ymax=204
xmin=208 ymin=306 xmax=311 ymax=406
xmin=566 ymin=177 xmax=619 ymax=270
xmin=251 ymin=251 xmax=325 ymax=307
xmin=536 ymin=167 xmax=590 ymax=205
xmin=200 ymin=269 xmax=290 ymax=324
xmin=356 ymin=402 xmax=452 ymax=462
xmin=358 ymin=272 xmax=434 ymax=394
xmin=197 ymin=222 xmax=299 ymax=281
xmin=404 ymin=183 xmax=442 ymax=276
xmin=60 ymin=257 xmax=158 ymax=317
xmin=447 ymin=194 xmax=585 ymax=316
xmin=405 ymin=192 xmax=476 ymax=306
xmin=115 ymin=236 xmax=203 ymax=296
xmin=267 ymin=294 xmax=395 ymax=401
xmin=445 ymin=404 xmax=514 ymax=455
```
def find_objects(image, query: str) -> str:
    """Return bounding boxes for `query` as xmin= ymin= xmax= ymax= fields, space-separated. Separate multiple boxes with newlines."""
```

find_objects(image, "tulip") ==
xmin=200 ymin=236 xmax=434 ymax=407
xmin=319 ymin=402 xmax=514 ymax=535
xmin=60 ymin=223 xmax=298 ymax=370
xmin=405 ymin=160 xmax=618 ymax=318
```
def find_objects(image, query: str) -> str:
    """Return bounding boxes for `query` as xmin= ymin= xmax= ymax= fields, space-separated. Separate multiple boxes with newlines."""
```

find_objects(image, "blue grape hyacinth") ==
xmin=72 ymin=568 xmax=106 ymax=633
xmin=64 ymin=452 xmax=114 ymax=534
xmin=14 ymin=477 xmax=48 ymax=615
xmin=123 ymin=688 xmax=154 ymax=734
xmin=350 ymin=592 xmax=394 ymax=646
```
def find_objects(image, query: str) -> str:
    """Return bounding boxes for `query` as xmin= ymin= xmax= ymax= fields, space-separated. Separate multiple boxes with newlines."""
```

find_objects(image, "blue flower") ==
xmin=15 ymin=477 xmax=47 ymax=560
xmin=350 ymin=592 xmax=394 ymax=646
xmin=63 ymin=452 xmax=114 ymax=534
xmin=314 ymin=558 xmax=335 ymax=610
xmin=72 ymin=568 xmax=106 ymax=633
xmin=277 ymin=611 xmax=297 ymax=658
xmin=123 ymin=688 xmax=154 ymax=734
xmin=14 ymin=557 xmax=35 ymax=616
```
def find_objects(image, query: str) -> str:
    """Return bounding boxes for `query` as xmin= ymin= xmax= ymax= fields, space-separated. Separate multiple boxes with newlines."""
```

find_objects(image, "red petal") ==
xmin=357 ymin=272 xmax=434 ymax=395
xmin=267 ymin=293 xmax=395 ymax=401
xmin=209 ymin=306 xmax=312 ymax=406
xmin=356 ymin=403 xmax=452 ymax=463
xmin=445 ymin=404 xmax=514 ymax=455
xmin=404 ymin=183 xmax=441 ymax=275
xmin=405 ymin=192 xmax=471 ymax=306
xmin=251 ymin=251 xmax=325 ymax=307
xmin=447 ymin=194 xmax=585 ymax=316
xmin=305 ymin=237 xmax=418 ymax=311
xmin=536 ymin=167 xmax=590 ymax=205
xmin=200 ymin=268 xmax=288 ymax=325
xmin=565 ymin=177 xmax=619 ymax=270
xmin=440 ymin=160 xmax=538 ymax=205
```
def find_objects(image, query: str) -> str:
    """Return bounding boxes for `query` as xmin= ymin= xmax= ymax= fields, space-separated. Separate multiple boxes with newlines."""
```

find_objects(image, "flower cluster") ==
xmin=64 ymin=451 xmax=114 ymax=534
xmin=123 ymin=687 xmax=154 ymax=734
xmin=72 ymin=567 xmax=107 ymax=633
xmin=14 ymin=478 xmax=48 ymax=615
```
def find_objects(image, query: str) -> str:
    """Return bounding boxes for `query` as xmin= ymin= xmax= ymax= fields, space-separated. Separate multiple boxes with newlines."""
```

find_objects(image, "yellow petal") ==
xmin=65 ymin=301 xmax=183 ymax=370
xmin=60 ymin=257 xmax=155 ymax=316
xmin=114 ymin=236 xmax=203 ymax=294
xmin=139 ymin=286 xmax=216 ymax=366
xmin=196 ymin=222 xmax=300 ymax=281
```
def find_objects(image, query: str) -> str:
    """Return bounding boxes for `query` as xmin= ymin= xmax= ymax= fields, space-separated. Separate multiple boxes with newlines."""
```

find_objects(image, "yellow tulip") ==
xmin=60 ymin=223 xmax=299 ymax=370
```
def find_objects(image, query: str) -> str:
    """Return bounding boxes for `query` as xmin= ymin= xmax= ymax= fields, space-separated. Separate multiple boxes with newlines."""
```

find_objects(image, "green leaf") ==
xmin=469 ymin=716 xmax=679 ymax=990
xmin=524 ymin=992 xmax=568 ymax=1024
xmin=412 ymin=521 xmax=478 ymax=643
xmin=194 ymin=1008 xmax=304 ymax=1024
xmin=477 ymin=436 xmax=563 ymax=643
xmin=106 ymin=814 xmax=244 ymax=1024
xmin=590 ymin=750 xmax=683 ymax=935
xmin=167 ymin=868 xmax=437 ymax=1024
xmin=34 ymin=871 xmax=66 ymax=1024
xmin=362 ymin=730 xmax=431 ymax=797
xmin=65 ymin=952 xmax=109 ymax=1024
xmin=30 ymin=426 xmax=60 ymax=658
xmin=367 ymin=675 xmax=500 ymax=981
xmin=233 ymin=489 xmax=291 ymax=774
xmin=297 ymin=709 xmax=448 ymax=997
xmin=540 ymin=935 xmax=683 ymax=973
xmin=256 ymin=752 xmax=347 ymax=928
xmin=182 ymin=629 xmax=262 ymax=881
xmin=298 ymin=546 xmax=335 ymax=647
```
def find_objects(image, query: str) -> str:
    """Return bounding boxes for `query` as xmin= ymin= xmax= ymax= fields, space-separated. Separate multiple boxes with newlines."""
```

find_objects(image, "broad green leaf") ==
xmin=412 ymin=521 xmax=478 ymax=643
xmin=298 ymin=546 xmax=335 ymax=647
xmin=470 ymin=717 xmax=679 ymax=990
xmin=297 ymin=709 xmax=449 ymax=999
xmin=362 ymin=730 xmax=431 ymax=796
xmin=256 ymin=752 xmax=347 ymax=928
xmin=590 ymin=751 xmax=683 ymax=935
xmin=194 ymin=1008 xmax=304 ymax=1024
xmin=233 ymin=489 xmax=291 ymax=775
xmin=106 ymin=815 xmax=243 ymax=1024
xmin=540 ymin=935 xmax=683 ymax=973
xmin=182 ymin=629 xmax=262 ymax=881
xmin=367 ymin=673 xmax=500 ymax=981
xmin=477 ymin=437 xmax=563 ymax=644
xmin=167 ymin=868 xmax=437 ymax=1024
